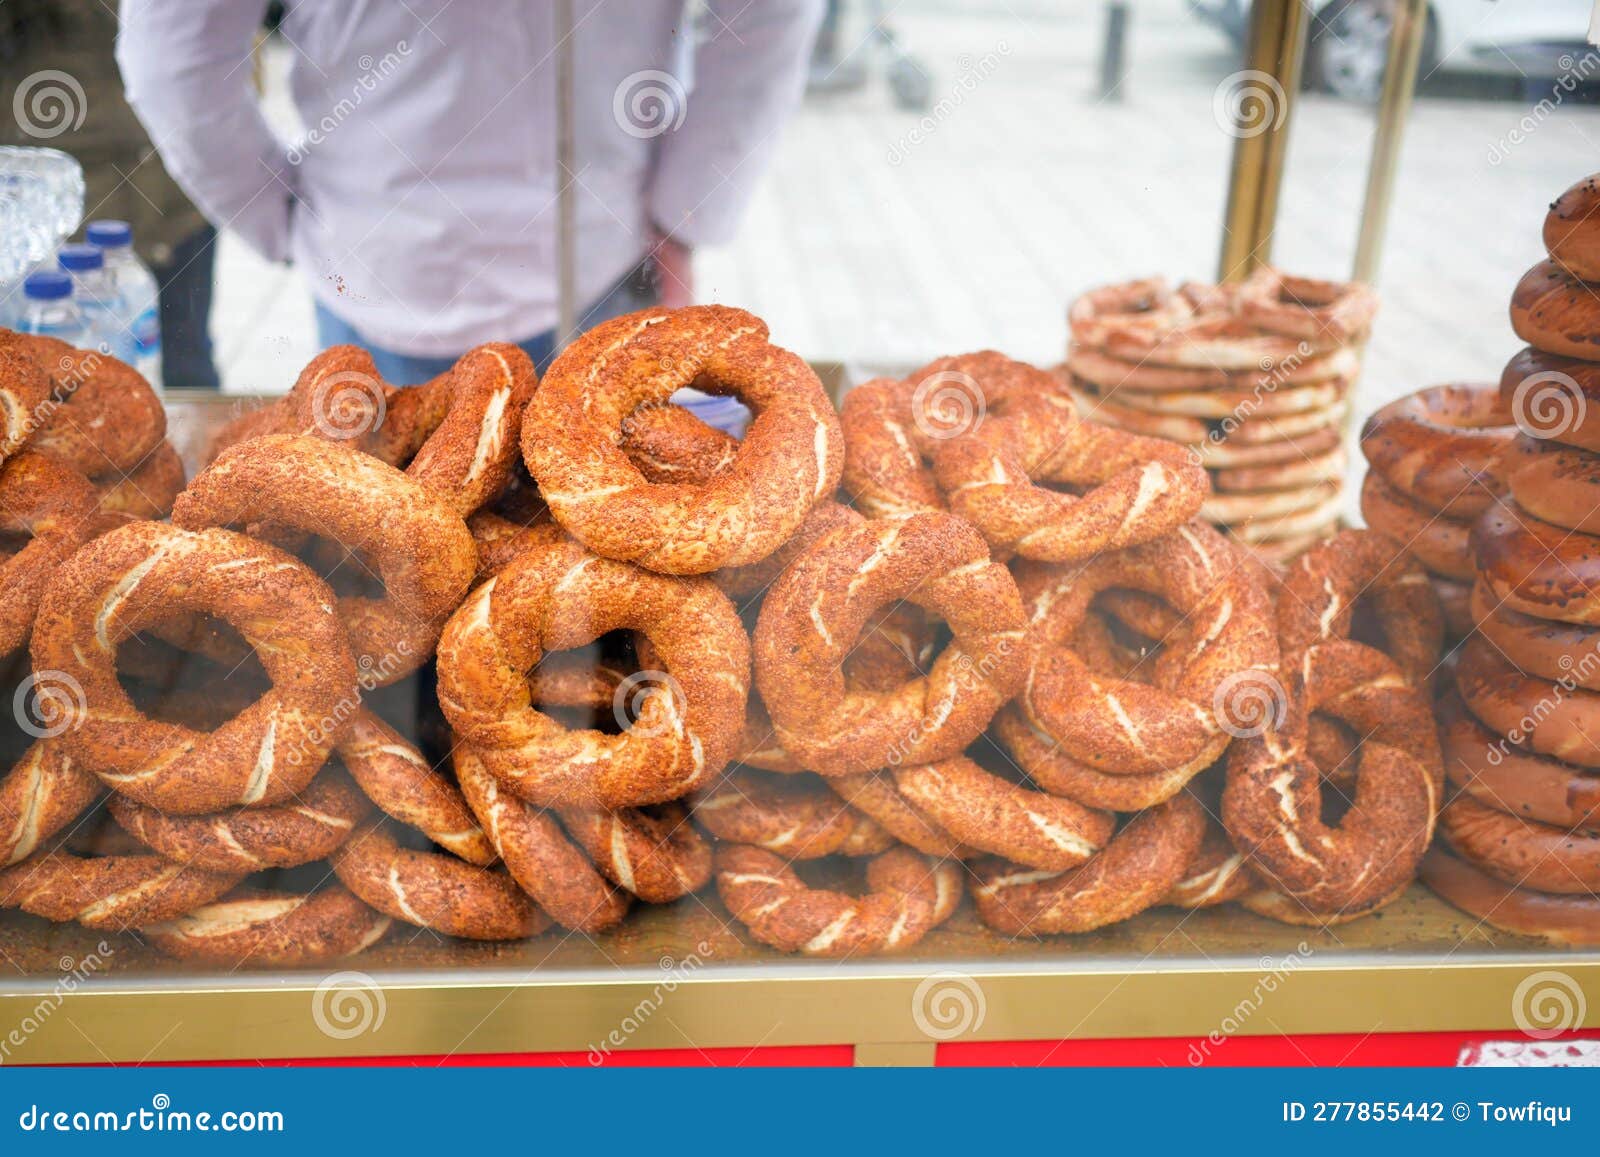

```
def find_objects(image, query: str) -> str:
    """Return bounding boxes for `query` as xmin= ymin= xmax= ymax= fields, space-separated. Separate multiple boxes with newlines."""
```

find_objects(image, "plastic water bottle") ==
xmin=86 ymin=219 xmax=160 ymax=380
xmin=56 ymin=244 xmax=118 ymax=355
xmin=18 ymin=270 xmax=86 ymax=345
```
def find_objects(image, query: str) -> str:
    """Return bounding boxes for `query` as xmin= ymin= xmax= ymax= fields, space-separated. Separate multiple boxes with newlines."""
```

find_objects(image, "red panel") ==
xmin=937 ymin=1029 xmax=1600 ymax=1067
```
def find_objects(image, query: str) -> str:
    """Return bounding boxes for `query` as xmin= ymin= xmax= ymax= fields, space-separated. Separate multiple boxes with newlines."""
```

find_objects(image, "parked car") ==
xmin=1191 ymin=0 xmax=1594 ymax=101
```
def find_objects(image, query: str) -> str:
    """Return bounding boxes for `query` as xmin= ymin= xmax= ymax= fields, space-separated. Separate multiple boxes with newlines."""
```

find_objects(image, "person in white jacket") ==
xmin=116 ymin=0 xmax=823 ymax=381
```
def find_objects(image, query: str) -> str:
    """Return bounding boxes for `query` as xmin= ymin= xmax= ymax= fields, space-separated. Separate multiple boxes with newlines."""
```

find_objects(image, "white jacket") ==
xmin=117 ymin=0 xmax=822 ymax=354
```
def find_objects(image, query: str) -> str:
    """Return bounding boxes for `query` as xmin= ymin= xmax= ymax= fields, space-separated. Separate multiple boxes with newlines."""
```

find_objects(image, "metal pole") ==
xmin=1217 ymin=0 xmax=1309 ymax=281
xmin=1097 ymin=2 xmax=1130 ymax=102
xmin=555 ymin=0 xmax=578 ymax=350
xmin=1352 ymin=0 xmax=1427 ymax=284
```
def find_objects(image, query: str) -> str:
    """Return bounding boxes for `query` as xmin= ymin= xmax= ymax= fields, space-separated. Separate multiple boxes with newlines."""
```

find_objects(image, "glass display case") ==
xmin=2 ymin=0 xmax=1598 ymax=1067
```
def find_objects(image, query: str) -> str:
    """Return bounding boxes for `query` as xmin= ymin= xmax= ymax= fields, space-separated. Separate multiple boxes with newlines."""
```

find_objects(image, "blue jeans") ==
xmin=314 ymin=264 xmax=657 ymax=384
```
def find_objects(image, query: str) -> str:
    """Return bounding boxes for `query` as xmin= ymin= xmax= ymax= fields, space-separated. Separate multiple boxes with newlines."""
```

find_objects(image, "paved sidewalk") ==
xmin=213 ymin=0 xmax=1600 ymax=450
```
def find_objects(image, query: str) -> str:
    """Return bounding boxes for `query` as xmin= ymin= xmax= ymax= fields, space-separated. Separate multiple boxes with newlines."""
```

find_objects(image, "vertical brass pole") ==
xmin=555 ymin=0 xmax=578 ymax=349
xmin=1217 ymin=1 xmax=1309 ymax=281
xmin=1352 ymin=0 xmax=1428 ymax=283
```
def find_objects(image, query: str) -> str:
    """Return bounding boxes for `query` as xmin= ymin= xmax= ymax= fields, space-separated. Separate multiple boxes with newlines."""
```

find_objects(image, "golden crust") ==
xmin=174 ymin=433 xmax=476 ymax=682
xmin=1457 ymin=633 xmax=1600 ymax=768
xmin=754 ymin=511 xmax=1026 ymax=774
xmin=94 ymin=440 xmax=186 ymax=521
xmin=110 ymin=769 xmax=368 ymax=872
xmin=13 ymin=335 xmax=166 ymax=475
xmin=523 ymin=306 xmax=843 ymax=574
xmin=1223 ymin=640 xmax=1441 ymax=917
xmin=1421 ymin=845 xmax=1600 ymax=946
xmin=1359 ymin=471 xmax=1474 ymax=581
xmin=0 ymin=742 xmax=102 ymax=867
xmin=693 ymin=768 xmax=894 ymax=859
xmin=971 ymin=793 xmax=1207 ymax=935
xmin=716 ymin=844 xmax=961 ymax=956
xmin=1359 ymin=384 xmax=1511 ymax=518
xmin=454 ymin=747 xmax=630 ymax=933
xmin=31 ymin=520 xmax=359 ymax=813
xmin=1510 ymin=258 xmax=1600 ymax=361
xmin=0 ymin=852 xmax=241 ymax=930
xmin=0 ymin=450 xmax=102 ymax=655
xmin=140 ymin=886 xmax=392 ymax=965
xmin=330 ymin=823 xmax=548 ymax=941
xmin=436 ymin=534 xmax=750 ymax=808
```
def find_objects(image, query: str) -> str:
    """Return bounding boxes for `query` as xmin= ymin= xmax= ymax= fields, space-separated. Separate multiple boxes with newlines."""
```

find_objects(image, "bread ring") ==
xmin=1222 ymin=486 xmax=1343 ymax=544
xmin=1067 ymin=277 xmax=1198 ymax=348
xmin=1357 ymin=471 xmax=1472 ymax=580
xmin=1498 ymin=345 xmax=1600 ymax=453
xmin=392 ymin=343 xmax=535 ymax=517
xmin=1102 ymin=314 xmax=1330 ymax=371
xmin=0 ymin=852 xmax=241 ymax=929
xmin=1500 ymin=432 xmax=1600 ymax=533
xmin=934 ymin=396 xmax=1210 ymax=562
xmin=1068 ymin=380 xmax=1210 ymax=444
xmin=173 ymin=434 xmax=476 ymax=683
xmin=0 ymin=742 xmax=101 ymax=867
xmin=1065 ymin=344 xmax=1358 ymax=394
xmin=1277 ymin=529 xmax=1443 ymax=688
xmin=1510 ymin=258 xmax=1600 ymax=361
xmin=1440 ymin=794 xmax=1600 ymax=894
xmin=1544 ymin=172 xmax=1600 ymax=281
xmin=0 ymin=332 xmax=54 ymax=464
xmin=454 ymin=748 xmax=630 ymax=933
xmin=1213 ymin=446 xmax=1346 ymax=494
xmin=971 ymin=793 xmax=1207 ymax=935
xmin=523 ymin=306 xmax=843 ymax=574
xmin=1203 ymin=479 xmax=1336 ymax=524
xmin=557 ymin=802 xmax=711 ymax=904
xmin=621 ymin=401 xmax=740 ymax=484
xmin=338 ymin=712 xmax=494 ymax=864
xmin=1472 ymin=498 xmax=1600 ymax=625
xmin=1222 ymin=640 xmax=1441 ymax=916
xmin=1440 ymin=692 xmax=1600 ymax=832
xmin=139 ymin=886 xmax=392 ymax=964
xmin=715 ymin=498 xmax=860 ymax=600
xmin=94 ymin=440 xmax=186 ymax=521
xmin=838 ymin=377 xmax=947 ymax=518
xmin=330 ymin=823 xmax=547 ymax=940
xmin=437 ymin=534 xmax=749 ymax=808
xmin=1017 ymin=521 xmax=1279 ymax=781
xmin=1094 ymin=376 xmax=1348 ymax=420
xmin=885 ymin=757 xmax=1115 ymax=871
xmin=109 ymin=770 xmax=368 ymax=873
xmin=17 ymin=337 xmax=165 ymax=475
xmin=30 ymin=521 xmax=359 ymax=813
xmin=1471 ymin=582 xmax=1600 ymax=689
xmin=1421 ymin=845 xmax=1600 ymax=946
xmin=694 ymin=769 xmax=894 ymax=859
xmin=826 ymin=771 xmax=979 ymax=858
xmin=715 ymin=844 xmax=961 ymax=956
xmin=0 ymin=450 xmax=101 ymax=655
xmin=839 ymin=351 xmax=1052 ymax=520
xmin=1234 ymin=267 xmax=1378 ymax=343
xmin=753 ymin=512 xmax=1026 ymax=774
xmin=1457 ymin=634 xmax=1600 ymax=768
xmin=1192 ymin=424 xmax=1343 ymax=469
xmin=1163 ymin=820 xmax=1254 ymax=909
xmin=1222 ymin=402 xmax=1349 ymax=444
xmin=1237 ymin=881 xmax=1411 ymax=927
xmin=1358 ymin=385 xmax=1512 ymax=518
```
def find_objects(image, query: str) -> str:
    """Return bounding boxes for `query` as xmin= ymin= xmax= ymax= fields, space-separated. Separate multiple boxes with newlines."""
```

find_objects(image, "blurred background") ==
xmin=5 ymin=0 xmax=1599 ymax=414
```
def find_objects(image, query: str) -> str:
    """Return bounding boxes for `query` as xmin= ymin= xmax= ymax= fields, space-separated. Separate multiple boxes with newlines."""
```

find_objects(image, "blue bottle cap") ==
xmin=23 ymin=271 xmax=73 ymax=300
xmin=85 ymin=220 xmax=133 ymax=248
xmin=57 ymin=243 xmax=104 ymax=272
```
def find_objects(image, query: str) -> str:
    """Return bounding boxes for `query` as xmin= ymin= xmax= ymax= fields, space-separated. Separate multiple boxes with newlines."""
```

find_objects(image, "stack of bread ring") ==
xmin=1359 ymin=385 xmax=1515 ymax=638
xmin=1 ymin=300 xmax=1456 ymax=969
xmin=1421 ymin=171 xmax=1600 ymax=946
xmin=1062 ymin=266 xmax=1376 ymax=563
